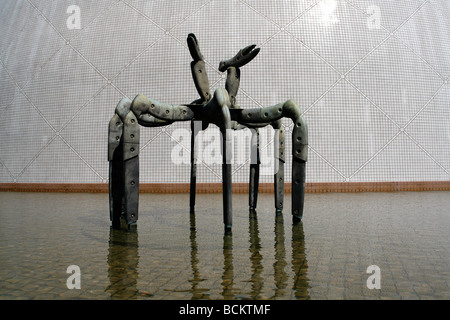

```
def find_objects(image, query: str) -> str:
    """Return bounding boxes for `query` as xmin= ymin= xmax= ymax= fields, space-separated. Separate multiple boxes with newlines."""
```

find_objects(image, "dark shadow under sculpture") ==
xmin=108 ymin=34 xmax=308 ymax=234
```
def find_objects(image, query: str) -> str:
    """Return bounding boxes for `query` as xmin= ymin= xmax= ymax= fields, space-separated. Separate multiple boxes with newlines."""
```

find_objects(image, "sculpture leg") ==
xmin=218 ymin=96 xmax=233 ymax=234
xmin=275 ymin=160 xmax=285 ymax=216
xmin=108 ymin=114 xmax=124 ymax=229
xmin=249 ymin=128 xmax=260 ymax=213
xmin=273 ymin=121 xmax=285 ymax=216
xmin=122 ymin=111 xmax=140 ymax=229
xmin=188 ymin=34 xmax=211 ymax=103
xmin=229 ymin=99 xmax=307 ymax=222
xmin=292 ymin=160 xmax=306 ymax=223
xmin=291 ymin=114 xmax=307 ymax=224
xmin=109 ymin=156 xmax=124 ymax=229
xmin=222 ymin=127 xmax=232 ymax=234
xmin=123 ymin=156 xmax=139 ymax=228
xmin=190 ymin=121 xmax=201 ymax=214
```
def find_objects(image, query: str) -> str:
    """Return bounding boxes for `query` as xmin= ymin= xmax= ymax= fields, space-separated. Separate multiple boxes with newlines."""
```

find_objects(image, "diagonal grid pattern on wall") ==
xmin=0 ymin=0 xmax=449 ymax=184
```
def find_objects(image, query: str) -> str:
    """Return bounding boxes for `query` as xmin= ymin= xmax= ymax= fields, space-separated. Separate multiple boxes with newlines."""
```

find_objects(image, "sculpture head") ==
xmin=218 ymin=44 xmax=260 ymax=72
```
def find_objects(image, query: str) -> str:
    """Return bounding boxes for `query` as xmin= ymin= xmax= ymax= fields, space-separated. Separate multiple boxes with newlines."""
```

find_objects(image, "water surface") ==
xmin=1 ymin=191 xmax=449 ymax=299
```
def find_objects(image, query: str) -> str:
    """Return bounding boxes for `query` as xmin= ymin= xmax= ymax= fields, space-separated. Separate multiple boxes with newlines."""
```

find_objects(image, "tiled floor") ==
xmin=0 ymin=191 xmax=449 ymax=300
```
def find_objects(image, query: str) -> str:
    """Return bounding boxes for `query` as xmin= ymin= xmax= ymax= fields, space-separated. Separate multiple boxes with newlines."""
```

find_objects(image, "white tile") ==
xmin=24 ymin=45 xmax=106 ymax=131
xmin=347 ymin=36 xmax=443 ymax=127
xmin=0 ymin=92 xmax=55 ymax=177
xmin=69 ymin=1 xmax=165 ymax=79
xmin=17 ymin=137 xmax=103 ymax=183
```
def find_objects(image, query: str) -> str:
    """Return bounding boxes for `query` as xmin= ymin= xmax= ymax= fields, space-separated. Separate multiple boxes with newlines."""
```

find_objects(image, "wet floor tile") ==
xmin=0 ymin=191 xmax=449 ymax=300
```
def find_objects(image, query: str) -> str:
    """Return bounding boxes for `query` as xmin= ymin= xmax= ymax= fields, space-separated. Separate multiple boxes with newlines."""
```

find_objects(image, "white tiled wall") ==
xmin=1 ymin=0 xmax=449 ymax=183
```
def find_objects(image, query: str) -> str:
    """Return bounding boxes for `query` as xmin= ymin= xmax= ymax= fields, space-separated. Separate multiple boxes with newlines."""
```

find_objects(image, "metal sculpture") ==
xmin=108 ymin=34 xmax=308 ymax=233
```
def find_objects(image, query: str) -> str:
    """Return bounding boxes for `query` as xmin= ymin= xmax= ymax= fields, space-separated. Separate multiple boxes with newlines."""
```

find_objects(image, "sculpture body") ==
xmin=108 ymin=34 xmax=308 ymax=233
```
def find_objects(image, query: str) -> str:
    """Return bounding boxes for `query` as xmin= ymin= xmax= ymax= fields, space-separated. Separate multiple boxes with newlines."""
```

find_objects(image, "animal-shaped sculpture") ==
xmin=108 ymin=34 xmax=308 ymax=233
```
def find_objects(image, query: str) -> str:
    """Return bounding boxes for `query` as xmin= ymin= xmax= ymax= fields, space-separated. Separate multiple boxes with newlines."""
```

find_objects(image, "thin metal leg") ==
xmin=249 ymin=128 xmax=260 ymax=213
xmin=275 ymin=161 xmax=285 ymax=216
xmin=219 ymin=102 xmax=233 ymax=234
xmin=222 ymin=132 xmax=232 ymax=234
xmin=190 ymin=121 xmax=201 ymax=214
xmin=273 ymin=122 xmax=285 ymax=216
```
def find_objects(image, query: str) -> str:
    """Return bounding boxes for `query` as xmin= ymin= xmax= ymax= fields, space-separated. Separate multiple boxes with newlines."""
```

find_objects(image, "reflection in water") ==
xmin=273 ymin=215 xmax=288 ymax=298
xmin=291 ymin=222 xmax=310 ymax=299
xmin=249 ymin=211 xmax=264 ymax=299
xmin=247 ymin=213 xmax=310 ymax=299
xmin=216 ymin=212 xmax=310 ymax=300
xmin=106 ymin=226 xmax=143 ymax=299
xmin=105 ymin=213 xmax=309 ymax=300
xmin=221 ymin=233 xmax=235 ymax=299
xmin=188 ymin=214 xmax=209 ymax=299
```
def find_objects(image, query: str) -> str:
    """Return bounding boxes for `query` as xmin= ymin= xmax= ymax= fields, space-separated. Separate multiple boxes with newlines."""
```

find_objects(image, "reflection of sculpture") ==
xmin=291 ymin=222 xmax=310 ymax=299
xmin=106 ymin=228 xmax=140 ymax=299
xmin=106 ymin=227 xmax=155 ymax=299
xmin=187 ymin=212 xmax=309 ymax=299
xmin=221 ymin=233 xmax=235 ymax=299
xmin=249 ymin=211 xmax=264 ymax=299
xmin=108 ymin=34 xmax=308 ymax=233
xmin=273 ymin=215 xmax=288 ymax=298
xmin=188 ymin=213 xmax=209 ymax=299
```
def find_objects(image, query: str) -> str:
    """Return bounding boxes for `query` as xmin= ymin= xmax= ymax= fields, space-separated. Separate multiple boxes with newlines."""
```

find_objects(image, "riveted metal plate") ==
xmin=274 ymin=160 xmax=284 ymax=211
xmin=239 ymin=103 xmax=284 ymax=123
xmin=108 ymin=114 xmax=123 ymax=161
xmin=191 ymin=60 xmax=210 ymax=102
xmin=292 ymin=159 xmax=306 ymax=221
xmin=123 ymin=111 xmax=140 ymax=161
xmin=138 ymin=114 xmax=173 ymax=127
xmin=144 ymin=96 xmax=195 ymax=122
xmin=292 ymin=116 xmax=308 ymax=162
xmin=172 ymin=105 xmax=195 ymax=121
xmin=123 ymin=156 xmax=139 ymax=225
xmin=115 ymin=97 xmax=131 ymax=121
xmin=273 ymin=121 xmax=286 ymax=163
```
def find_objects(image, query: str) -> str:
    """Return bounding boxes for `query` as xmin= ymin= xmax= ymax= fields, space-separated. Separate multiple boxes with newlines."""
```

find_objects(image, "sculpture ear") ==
xmin=188 ymin=34 xmax=211 ymax=102
xmin=218 ymin=45 xmax=260 ymax=71
xmin=187 ymin=33 xmax=205 ymax=61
